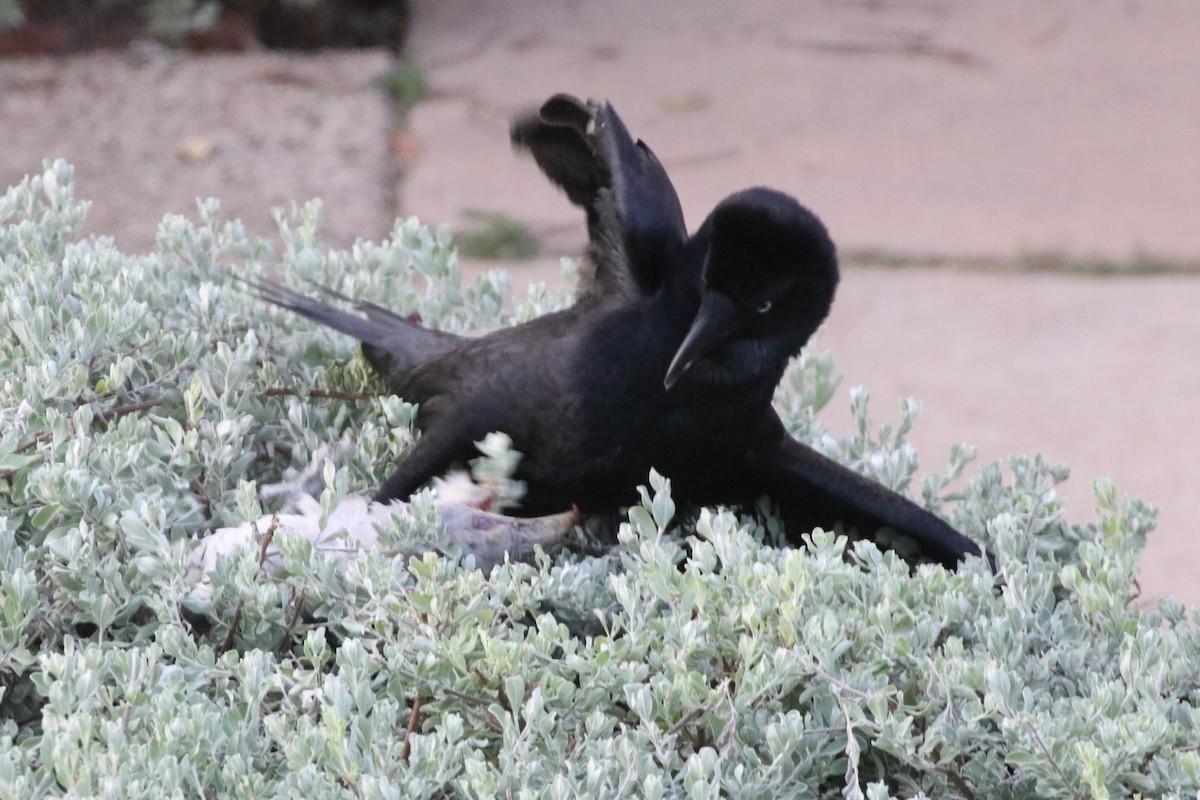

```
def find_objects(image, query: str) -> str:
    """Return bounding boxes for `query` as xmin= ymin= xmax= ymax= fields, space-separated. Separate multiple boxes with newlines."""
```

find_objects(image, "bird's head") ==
xmin=664 ymin=188 xmax=839 ymax=390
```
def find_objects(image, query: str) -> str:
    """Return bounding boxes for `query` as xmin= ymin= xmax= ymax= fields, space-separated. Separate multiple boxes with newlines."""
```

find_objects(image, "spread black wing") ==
xmin=753 ymin=435 xmax=983 ymax=569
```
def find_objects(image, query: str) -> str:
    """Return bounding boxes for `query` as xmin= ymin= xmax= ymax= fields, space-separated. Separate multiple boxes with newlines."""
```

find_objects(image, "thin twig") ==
xmin=257 ymin=516 xmax=280 ymax=570
xmin=400 ymin=695 xmax=425 ymax=761
xmin=94 ymin=398 xmax=164 ymax=423
xmin=1023 ymin=720 xmax=1086 ymax=800
xmin=259 ymin=387 xmax=377 ymax=401
xmin=936 ymin=764 xmax=980 ymax=800
xmin=443 ymin=687 xmax=495 ymax=707
xmin=281 ymin=587 xmax=308 ymax=643
xmin=220 ymin=601 xmax=244 ymax=653
xmin=665 ymin=705 xmax=706 ymax=737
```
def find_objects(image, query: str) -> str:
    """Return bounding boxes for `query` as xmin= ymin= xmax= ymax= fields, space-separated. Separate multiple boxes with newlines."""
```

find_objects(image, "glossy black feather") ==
xmin=245 ymin=277 xmax=461 ymax=379
xmin=511 ymin=94 xmax=686 ymax=298
xmin=756 ymin=437 xmax=981 ymax=567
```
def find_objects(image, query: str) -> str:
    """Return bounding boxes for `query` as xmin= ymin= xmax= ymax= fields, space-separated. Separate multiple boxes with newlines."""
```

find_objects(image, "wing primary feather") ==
xmin=761 ymin=436 xmax=985 ymax=569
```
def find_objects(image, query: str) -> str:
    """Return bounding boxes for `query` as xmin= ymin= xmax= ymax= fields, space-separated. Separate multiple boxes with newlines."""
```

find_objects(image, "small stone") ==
xmin=177 ymin=134 xmax=217 ymax=164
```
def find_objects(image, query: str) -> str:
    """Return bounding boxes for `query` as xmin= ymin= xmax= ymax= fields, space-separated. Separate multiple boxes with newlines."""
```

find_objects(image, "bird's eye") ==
xmin=755 ymin=299 xmax=773 ymax=314
xmin=471 ymin=514 xmax=497 ymax=530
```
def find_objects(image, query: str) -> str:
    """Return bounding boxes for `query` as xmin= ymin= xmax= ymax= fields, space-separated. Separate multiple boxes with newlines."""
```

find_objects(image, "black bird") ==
xmin=253 ymin=94 xmax=982 ymax=568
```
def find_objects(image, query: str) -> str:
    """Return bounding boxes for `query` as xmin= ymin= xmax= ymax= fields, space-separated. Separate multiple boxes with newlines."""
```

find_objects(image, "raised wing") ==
xmin=511 ymin=93 xmax=688 ymax=299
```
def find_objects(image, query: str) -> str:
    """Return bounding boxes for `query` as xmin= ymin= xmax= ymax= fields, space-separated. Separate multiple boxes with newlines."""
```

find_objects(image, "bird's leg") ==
xmin=373 ymin=425 xmax=478 ymax=505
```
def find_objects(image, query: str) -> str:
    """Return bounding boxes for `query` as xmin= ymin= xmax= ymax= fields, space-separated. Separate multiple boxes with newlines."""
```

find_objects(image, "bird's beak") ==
xmin=664 ymin=290 xmax=739 ymax=390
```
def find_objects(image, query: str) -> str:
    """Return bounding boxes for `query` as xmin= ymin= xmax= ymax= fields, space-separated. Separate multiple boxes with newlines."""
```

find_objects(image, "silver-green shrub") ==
xmin=1 ymin=162 xmax=1196 ymax=799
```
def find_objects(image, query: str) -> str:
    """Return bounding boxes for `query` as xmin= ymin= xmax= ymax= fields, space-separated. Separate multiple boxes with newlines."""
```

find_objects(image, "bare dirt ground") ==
xmin=2 ymin=0 xmax=1197 ymax=604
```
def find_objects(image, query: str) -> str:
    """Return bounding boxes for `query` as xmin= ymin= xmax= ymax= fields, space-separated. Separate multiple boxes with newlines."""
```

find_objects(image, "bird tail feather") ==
xmin=242 ymin=277 xmax=462 ymax=383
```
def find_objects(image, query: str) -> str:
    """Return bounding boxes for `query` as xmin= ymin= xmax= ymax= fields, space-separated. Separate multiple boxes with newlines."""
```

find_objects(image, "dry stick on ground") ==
xmin=775 ymin=31 xmax=991 ymax=70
